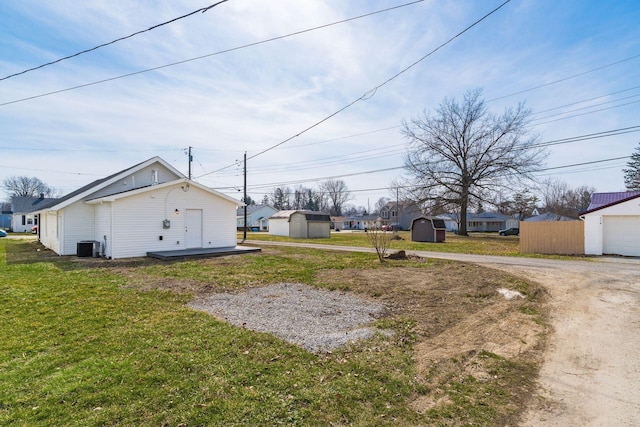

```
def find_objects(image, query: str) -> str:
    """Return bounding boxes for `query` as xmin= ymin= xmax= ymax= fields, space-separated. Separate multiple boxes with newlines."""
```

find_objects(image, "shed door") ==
xmin=603 ymin=216 xmax=640 ymax=256
xmin=186 ymin=209 xmax=203 ymax=249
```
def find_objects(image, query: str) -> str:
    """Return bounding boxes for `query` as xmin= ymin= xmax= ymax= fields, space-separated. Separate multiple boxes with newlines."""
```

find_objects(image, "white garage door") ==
xmin=603 ymin=216 xmax=640 ymax=256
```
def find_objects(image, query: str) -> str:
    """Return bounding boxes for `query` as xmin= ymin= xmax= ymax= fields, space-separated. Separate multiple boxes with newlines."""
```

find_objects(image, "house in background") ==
xmin=581 ymin=191 xmax=640 ymax=257
xmin=269 ymin=210 xmax=331 ymax=238
xmin=34 ymin=157 xmax=242 ymax=259
xmin=524 ymin=212 xmax=576 ymax=222
xmin=359 ymin=213 xmax=383 ymax=230
xmin=237 ymin=204 xmax=278 ymax=231
xmin=331 ymin=216 xmax=350 ymax=231
xmin=10 ymin=195 xmax=57 ymax=232
xmin=467 ymin=212 xmax=518 ymax=232
xmin=331 ymin=214 xmax=379 ymax=231
xmin=379 ymin=201 xmax=422 ymax=230
xmin=1 ymin=202 xmax=12 ymax=230
xmin=434 ymin=213 xmax=459 ymax=233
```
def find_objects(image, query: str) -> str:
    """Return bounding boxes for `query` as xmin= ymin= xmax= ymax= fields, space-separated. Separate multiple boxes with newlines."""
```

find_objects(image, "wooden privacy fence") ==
xmin=520 ymin=221 xmax=585 ymax=255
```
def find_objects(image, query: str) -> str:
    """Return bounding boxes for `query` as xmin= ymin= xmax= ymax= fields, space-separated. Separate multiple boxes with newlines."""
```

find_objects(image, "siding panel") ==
xmin=111 ymin=184 xmax=238 ymax=259
xmin=62 ymin=203 xmax=95 ymax=255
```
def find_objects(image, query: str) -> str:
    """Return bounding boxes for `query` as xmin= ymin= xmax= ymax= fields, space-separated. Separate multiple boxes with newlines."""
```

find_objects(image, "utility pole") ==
xmin=396 ymin=187 xmax=399 ymax=229
xmin=243 ymin=151 xmax=247 ymax=242
xmin=187 ymin=146 xmax=193 ymax=179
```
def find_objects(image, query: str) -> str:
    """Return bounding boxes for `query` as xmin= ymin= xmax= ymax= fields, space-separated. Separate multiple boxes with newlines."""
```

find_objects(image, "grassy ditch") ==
xmin=1 ymin=239 xmax=547 ymax=426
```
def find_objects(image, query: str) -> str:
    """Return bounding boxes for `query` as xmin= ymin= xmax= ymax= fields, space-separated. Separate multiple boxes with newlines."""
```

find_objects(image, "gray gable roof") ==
xmin=35 ymin=157 xmax=184 ymax=211
xmin=11 ymin=196 xmax=58 ymax=214
xmin=468 ymin=211 xmax=512 ymax=221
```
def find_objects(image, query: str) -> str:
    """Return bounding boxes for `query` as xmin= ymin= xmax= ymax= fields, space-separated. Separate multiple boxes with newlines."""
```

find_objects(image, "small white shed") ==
xmin=581 ymin=191 xmax=640 ymax=256
xmin=269 ymin=210 xmax=331 ymax=238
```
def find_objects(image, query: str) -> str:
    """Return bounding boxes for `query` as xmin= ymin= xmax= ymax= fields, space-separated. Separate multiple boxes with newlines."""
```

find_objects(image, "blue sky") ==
xmin=1 ymin=0 xmax=639 ymax=211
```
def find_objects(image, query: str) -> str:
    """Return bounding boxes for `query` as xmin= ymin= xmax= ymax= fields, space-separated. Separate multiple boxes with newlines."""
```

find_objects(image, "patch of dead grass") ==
xmin=316 ymin=258 xmax=549 ymax=423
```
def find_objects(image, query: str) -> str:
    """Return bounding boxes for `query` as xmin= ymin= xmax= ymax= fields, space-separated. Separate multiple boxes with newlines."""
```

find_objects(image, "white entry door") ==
xmin=186 ymin=209 xmax=203 ymax=249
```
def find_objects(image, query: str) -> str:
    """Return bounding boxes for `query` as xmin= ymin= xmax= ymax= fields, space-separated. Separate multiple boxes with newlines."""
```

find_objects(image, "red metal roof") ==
xmin=584 ymin=191 xmax=640 ymax=214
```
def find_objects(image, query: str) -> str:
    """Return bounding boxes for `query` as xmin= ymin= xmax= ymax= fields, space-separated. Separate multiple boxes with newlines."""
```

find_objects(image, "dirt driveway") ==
xmin=248 ymin=241 xmax=640 ymax=426
xmin=434 ymin=253 xmax=640 ymax=426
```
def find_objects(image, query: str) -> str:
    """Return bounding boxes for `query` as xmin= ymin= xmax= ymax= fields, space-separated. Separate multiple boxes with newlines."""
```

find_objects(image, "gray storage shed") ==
xmin=269 ymin=210 xmax=331 ymax=238
xmin=410 ymin=216 xmax=446 ymax=242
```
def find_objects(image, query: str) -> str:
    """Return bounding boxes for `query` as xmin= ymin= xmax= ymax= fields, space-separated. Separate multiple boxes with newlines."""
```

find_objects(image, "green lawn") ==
xmin=1 ymin=238 xmax=541 ymax=426
xmin=242 ymin=230 xmax=521 ymax=256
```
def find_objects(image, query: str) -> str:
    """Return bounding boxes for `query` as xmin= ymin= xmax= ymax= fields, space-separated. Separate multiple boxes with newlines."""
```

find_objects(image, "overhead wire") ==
xmin=196 ymin=0 xmax=513 ymax=179
xmin=0 ymin=0 xmax=425 ymax=107
xmin=533 ymin=100 xmax=640 ymax=125
xmin=487 ymin=53 xmax=640 ymax=103
xmin=229 ymin=155 xmax=632 ymax=199
xmin=204 ymin=125 xmax=640 ymax=178
xmin=530 ymin=85 xmax=640 ymax=116
xmin=0 ymin=1 xmax=230 ymax=82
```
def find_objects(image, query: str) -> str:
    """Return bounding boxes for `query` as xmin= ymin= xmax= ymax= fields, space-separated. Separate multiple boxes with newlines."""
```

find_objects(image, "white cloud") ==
xmin=1 ymin=0 xmax=639 ymax=206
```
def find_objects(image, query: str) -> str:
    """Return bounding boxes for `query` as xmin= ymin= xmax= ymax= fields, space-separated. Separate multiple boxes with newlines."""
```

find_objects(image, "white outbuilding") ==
xmin=581 ymin=191 xmax=640 ymax=257
xmin=268 ymin=210 xmax=331 ymax=238
xmin=34 ymin=157 xmax=242 ymax=259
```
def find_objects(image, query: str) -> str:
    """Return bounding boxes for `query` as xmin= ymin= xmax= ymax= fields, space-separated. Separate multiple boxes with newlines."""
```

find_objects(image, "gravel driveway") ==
xmin=245 ymin=240 xmax=640 ymax=426
xmin=189 ymin=282 xmax=387 ymax=353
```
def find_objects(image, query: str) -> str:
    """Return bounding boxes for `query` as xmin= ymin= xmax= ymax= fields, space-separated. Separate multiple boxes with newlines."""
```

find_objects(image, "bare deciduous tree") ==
xmin=496 ymin=189 xmax=539 ymax=219
xmin=402 ymin=89 xmax=546 ymax=235
xmin=320 ymin=179 xmax=351 ymax=216
xmin=537 ymin=178 xmax=595 ymax=218
xmin=366 ymin=227 xmax=392 ymax=263
xmin=2 ymin=176 xmax=56 ymax=198
xmin=374 ymin=197 xmax=390 ymax=214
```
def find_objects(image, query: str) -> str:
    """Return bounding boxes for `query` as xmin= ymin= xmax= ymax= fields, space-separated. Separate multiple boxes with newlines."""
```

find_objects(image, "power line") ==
xmin=196 ymin=0 xmax=513 ymax=179
xmin=233 ymin=155 xmax=632 ymax=196
xmin=531 ymin=85 xmax=640 ymax=116
xmin=0 ymin=146 xmax=182 ymax=153
xmin=0 ymin=1 xmax=229 ymax=82
xmin=533 ymin=100 xmax=640 ymax=126
xmin=0 ymin=164 xmax=101 ymax=176
xmin=537 ymin=156 xmax=630 ymax=172
xmin=531 ymin=94 xmax=640 ymax=121
xmin=205 ymin=125 xmax=640 ymax=178
xmin=487 ymin=53 xmax=640 ymax=103
xmin=0 ymin=1 xmax=425 ymax=107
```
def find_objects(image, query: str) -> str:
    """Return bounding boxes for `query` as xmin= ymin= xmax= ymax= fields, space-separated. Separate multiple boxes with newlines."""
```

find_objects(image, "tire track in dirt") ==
xmin=245 ymin=241 xmax=640 ymax=425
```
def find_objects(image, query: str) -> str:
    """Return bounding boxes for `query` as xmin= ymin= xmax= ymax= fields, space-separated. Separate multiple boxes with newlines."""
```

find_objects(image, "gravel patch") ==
xmin=188 ymin=283 xmax=388 ymax=353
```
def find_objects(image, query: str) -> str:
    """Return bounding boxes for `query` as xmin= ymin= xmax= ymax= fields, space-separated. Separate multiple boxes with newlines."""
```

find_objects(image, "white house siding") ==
xmin=238 ymin=205 xmax=278 ymax=230
xmin=12 ymin=214 xmax=36 ymax=233
xmin=583 ymin=215 xmax=603 ymax=255
xmin=268 ymin=218 xmax=290 ymax=237
xmin=39 ymin=211 xmax=61 ymax=255
xmin=94 ymin=203 xmax=112 ymax=258
xmin=89 ymin=164 xmax=181 ymax=200
xmin=61 ymin=202 xmax=96 ymax=255
xmin=583 ymin=197 xmax=640 ymax=256
xmin=109 ymin=184 xmax=237 ymax=259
